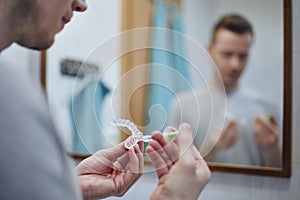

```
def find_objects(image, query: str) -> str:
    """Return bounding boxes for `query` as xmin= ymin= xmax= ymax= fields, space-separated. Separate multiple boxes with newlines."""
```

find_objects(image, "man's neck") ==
xmin=0 ymin=35 xmax=13 ymax=52
xmin=224 ymin=84 xmax=239 ymax=94
xmin=0 ymin=0 xmax=14 ymax=52
xmin=211 ymin=76 xmax=239 ymax=94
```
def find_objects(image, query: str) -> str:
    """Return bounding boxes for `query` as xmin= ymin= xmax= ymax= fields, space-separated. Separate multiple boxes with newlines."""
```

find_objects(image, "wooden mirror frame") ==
xmin=206 ymin=0 xmax=292 ymax=177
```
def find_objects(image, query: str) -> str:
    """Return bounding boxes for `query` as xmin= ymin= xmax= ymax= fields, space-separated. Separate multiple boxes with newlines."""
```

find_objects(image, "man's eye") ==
xmin=222 ymin=52 xmax=232 ymax=58
xmin=239 ymin=54 xmax=248 ymax=61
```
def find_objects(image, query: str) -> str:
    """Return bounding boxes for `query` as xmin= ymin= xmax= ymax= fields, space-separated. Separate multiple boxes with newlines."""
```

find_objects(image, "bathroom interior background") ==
xmin=0 ymin=0 xmax=299 ymax=199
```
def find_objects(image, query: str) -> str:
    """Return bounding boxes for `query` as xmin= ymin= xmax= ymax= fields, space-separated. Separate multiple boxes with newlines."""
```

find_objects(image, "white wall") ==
xmin=46 ymin=0 xmax=121 ymax=150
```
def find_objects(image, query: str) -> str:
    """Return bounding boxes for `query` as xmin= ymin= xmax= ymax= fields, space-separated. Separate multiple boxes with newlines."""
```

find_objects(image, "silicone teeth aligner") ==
xmin=111 ymin=118 xmax=152 ymax=149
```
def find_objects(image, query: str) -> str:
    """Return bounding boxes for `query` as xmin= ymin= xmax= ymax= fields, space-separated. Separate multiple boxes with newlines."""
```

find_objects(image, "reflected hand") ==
xmin=253 ymin=115 xmax=280 ymax=147
xmin=146 ymin=123 xmax=211 ymax=200
xmin=253 ymin=115 xmax=282 ymax=167
xmin=217 ymin=120 xmax=239 ymax=149
xmin=76 ymin=142 xmax=144 ymax=199
xmin=200 ymin=120 xmax=239 ymax=161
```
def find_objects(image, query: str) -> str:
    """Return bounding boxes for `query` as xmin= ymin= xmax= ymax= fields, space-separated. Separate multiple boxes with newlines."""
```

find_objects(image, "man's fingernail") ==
xmin=180 ymin=123 xmax=191 ymax=131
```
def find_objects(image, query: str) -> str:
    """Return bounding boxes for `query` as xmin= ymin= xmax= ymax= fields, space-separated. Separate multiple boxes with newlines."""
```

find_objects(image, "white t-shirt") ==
xmin=168 ymin=86 xmax=281 ymax=166
xmin=0 ymin=62 xmax=81 ymax=199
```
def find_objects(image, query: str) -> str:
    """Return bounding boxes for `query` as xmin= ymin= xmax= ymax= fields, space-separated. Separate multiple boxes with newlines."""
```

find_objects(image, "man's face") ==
xmin=15 ymin=0 xmax=87 ymax=50
xmin=209 ymin=29 xmax=252 ymax=91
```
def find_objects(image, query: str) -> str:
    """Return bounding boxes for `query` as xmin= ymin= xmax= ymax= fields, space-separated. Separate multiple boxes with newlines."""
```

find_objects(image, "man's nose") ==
xmin=230 ymin=56 xmax=242 ymax=70
xmin=72 ymin=0 xmax=87 ymax=12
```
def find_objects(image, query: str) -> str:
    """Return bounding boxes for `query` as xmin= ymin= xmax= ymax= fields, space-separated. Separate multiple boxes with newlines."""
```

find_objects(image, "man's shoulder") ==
xmin=236 ymin=87 xmax=274 ymax=104
xmin=0 ymin=63 xmax=81 ymax=200
xmin=175 ymin=87 xmax=216 ymax=105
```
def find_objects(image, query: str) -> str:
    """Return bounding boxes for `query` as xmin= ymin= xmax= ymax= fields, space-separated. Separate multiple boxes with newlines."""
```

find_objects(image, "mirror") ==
xmin=42 ymin=0 xmax=292 ymax=177
xmin=167 ymin=0 xmax=291 ymax=177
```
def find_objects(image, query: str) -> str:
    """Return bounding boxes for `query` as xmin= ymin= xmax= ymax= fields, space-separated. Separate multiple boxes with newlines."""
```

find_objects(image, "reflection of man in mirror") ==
xmin=169 ymin=14 xmax=282 ymax=167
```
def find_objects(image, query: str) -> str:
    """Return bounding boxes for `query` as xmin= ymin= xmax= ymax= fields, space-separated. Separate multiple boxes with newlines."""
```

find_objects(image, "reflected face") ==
xmin=14 ymin=0 xmax=87 ymax=50
xmin=209 ymin=29 xmax=252 ymax=91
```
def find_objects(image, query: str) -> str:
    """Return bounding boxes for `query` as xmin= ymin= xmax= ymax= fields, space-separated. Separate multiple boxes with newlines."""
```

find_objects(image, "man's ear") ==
xmin=206 ymin=44 xmax=213 ymax=56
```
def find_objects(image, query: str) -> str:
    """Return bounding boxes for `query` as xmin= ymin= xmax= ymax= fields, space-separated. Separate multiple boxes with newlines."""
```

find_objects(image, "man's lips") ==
xmin=62 ymin=16 xmax=71 ymax=24
xmin=228 ymin=71 xmax=240 ymax=81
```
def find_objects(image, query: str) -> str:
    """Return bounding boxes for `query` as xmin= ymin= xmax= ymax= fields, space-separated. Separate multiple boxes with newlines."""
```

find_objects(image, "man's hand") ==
xmin=200 ymin=121 xmax=239 ymax=160
xmin=253 ymin=115 xmax=282 ymax=167
xmin=253 ymin=115 xmax=280 ymax=147
xmin=216 ymin=121 xmax=239 ymax=149
xmin=76 ymin=141 xmax=144 ymax=199
xmin=147 ymin=123 xmax=211 ymax=200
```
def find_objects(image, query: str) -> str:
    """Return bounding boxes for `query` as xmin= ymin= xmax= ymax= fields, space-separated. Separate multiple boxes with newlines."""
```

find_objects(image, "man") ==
xmin=169 ymin=14 xmax=282 ymax=167
xmin=0 ymin=0 xmax=210 ymax=199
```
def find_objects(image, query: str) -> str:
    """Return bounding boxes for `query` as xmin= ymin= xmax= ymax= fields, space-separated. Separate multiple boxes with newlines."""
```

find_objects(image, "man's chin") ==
xmin=17 ymin=38 xmax=54 ymax=51
xmin=29 ymin=41 xmax=54 ymax=51
xmin=224 ymin=82 xmax=239 ymax=92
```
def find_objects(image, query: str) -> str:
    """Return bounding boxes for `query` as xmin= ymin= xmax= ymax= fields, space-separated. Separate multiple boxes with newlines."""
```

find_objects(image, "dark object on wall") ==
xmin=60 ymin=58 xmax=99 ymax=78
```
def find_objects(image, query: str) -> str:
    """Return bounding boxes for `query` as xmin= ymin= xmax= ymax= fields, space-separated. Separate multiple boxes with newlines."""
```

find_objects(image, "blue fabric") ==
xmin=71 ymin=79 xmax=109 ymax=154
xmin=145 ymin=0 xmax=190 ymax=133
xmin=170 ymin=5 xmax=190 ymax=91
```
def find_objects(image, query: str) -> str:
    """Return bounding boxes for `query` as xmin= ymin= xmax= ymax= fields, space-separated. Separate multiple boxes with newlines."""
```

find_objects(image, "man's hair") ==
xmin=211 ymin=14 xmax=254 ymax=44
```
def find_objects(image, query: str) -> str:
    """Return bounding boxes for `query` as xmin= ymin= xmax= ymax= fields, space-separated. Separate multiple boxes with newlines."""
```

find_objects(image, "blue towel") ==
xmin=145 ymin=0 xmax=190 ymax=133
xmin=170 ymin=5 xmax=190 ymax=92
xmin=70 ymin=77 xmax=109 ymax=154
